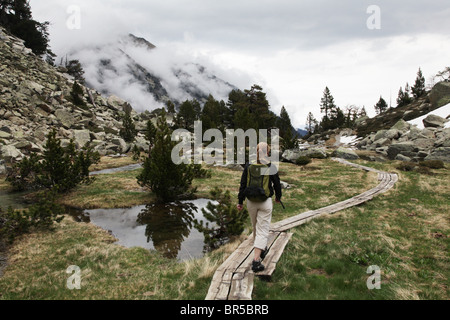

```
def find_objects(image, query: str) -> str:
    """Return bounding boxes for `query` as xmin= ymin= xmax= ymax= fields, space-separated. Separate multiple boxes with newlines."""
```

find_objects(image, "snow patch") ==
xmin=407 ymin=103 xmax=450 ymax=129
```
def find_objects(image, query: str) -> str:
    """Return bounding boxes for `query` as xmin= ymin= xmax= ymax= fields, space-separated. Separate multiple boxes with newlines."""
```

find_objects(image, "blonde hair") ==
xmin=257 ymin=142 xmax=270 ymax=163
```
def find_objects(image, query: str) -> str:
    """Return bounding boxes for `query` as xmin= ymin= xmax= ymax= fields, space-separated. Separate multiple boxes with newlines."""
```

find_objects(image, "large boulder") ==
xmin=423 ymin=114 xmax=448 ymax=128
xmin=282 ymin=149 xmax=301 ymax=162
xmin=282 ymin=147 xmax=327 ymax=162
xmin=332 ymin=147 xmax=359 ymax=160
xmin=429 ymin=81 xmax=450 ymax=108
xmin=0 ymin=145 xmax=24 ymax=162
xmin=107 ymin=95 xmax=127 ymax=112
xmin=387 ymin=142 xmax=417 ymax=160
xmin=111 ymin=137 xmax=130 ymax=154
xmin=73 ymin=129 xmax=91 ymax=148
xmin=391 ymin=119 xmax=411 ymax=133
xmin=424 ymin=147 xmax=450 ymax=162
xmin=301 ymin=148 xmax=328 ymax=159
xmin=55 ymin=109 xmax=76 ymax=129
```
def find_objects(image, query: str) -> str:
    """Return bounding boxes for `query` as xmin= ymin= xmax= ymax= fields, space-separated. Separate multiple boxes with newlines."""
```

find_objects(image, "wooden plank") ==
xmin=229 ymin=272 xmax=254 ymax=300
xmin=258 ymin=232 xmax=293 ymax=277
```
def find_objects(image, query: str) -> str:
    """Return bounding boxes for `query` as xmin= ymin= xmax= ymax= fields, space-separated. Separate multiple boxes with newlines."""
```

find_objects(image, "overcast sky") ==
xmin=30 ymin=0 xmax=450 ymax=128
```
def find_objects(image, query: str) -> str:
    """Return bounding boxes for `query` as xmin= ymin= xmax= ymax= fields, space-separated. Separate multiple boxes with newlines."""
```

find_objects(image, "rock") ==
xmin=387 ymin=142 xmax=417 ymax=160
xmin=133 ymin=136 xmax=150 ymax=151
xmin=424 ymin=147 xmax=450 ymax=162
xmin=282 ymin=149 xmax=301 ymax=162
xmin=373 ymin=138 xmax=391 ymax=148
xmin=395 ymin=154 xmax=411 ymax=162
xmin=406 ymin=126 xmax=424 ymax=140
xmin=355 ymin=116 xmax=369 ymax=128
xmin=332 ymin=147 xmax=359 ymax=160
xmin=421 ymin=128 xmax=437 ymax=139
xmin=374 ymin=130 xmax=388 ymax=142
xmin=111 ymin=138 xmax=130 ymax=154
xmin=391 ymin=119 xmax=411 ymax=133
xmin=73 ymin=129 xmax=91 ymax=148
xmin=55 ymin=109 xmax=76 ymax=129
xmin=107 ymin=95 xmax=127 ymax=111
xmin=302 ymin=148 xmax=328 ymax=159
xmin=0 ymin=145 xmax=24 ymax=162
xmin=429 ymin=81 xmax=450 ymax=108
xmin=0 ymin=130 xmax=11 ymax=139
xmin=13 ymin=140 xmax=32 ymax=150
xmin=0 ymin=126 xmax=11 ymax=134
xmin=385 ymin=129 xmax=401 ymax=140
xmin=282 ymin=147 xmax=327 ymax=162
xmin=375 ymin=147 xmax=388 ymax=156
xmin=423 ymin=114 xmax=448 ymax=128
xmin=280 ymin=181 xmax=291 ymax=189
xmin=414 ymin=138 xmax=435 ymax=151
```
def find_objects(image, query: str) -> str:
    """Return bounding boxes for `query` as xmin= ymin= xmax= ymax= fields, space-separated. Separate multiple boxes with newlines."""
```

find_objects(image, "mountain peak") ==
xmin=127 ymin=34 xmax=156 ymax=50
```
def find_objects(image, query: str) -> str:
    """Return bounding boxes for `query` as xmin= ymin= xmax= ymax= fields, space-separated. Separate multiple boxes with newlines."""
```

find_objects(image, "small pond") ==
xmin=70 ymin=199 xmax=218 ymax=261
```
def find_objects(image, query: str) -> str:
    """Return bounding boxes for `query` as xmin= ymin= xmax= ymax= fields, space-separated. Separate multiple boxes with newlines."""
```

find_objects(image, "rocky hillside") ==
xmin=356 ymin=82 xmax=450 ymax=137
xmin=0 ymin=27 xmax=159 ymax=174
xmin=284 ymin=83 xmax=450 ymax=163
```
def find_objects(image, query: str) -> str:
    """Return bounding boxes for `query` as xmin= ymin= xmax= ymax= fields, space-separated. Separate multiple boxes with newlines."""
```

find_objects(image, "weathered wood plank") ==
xmin=229 ymin=272 xmax=254 ymax=300
xmin=258 ymin=232 xmax=293 ymax=277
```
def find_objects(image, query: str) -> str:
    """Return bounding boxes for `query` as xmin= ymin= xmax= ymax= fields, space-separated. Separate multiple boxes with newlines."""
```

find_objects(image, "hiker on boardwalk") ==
xmin=237 ymin=142 xmax=282 ymax=273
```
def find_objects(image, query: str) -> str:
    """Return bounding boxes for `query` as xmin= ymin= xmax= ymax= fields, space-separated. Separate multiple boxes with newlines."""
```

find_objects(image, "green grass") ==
xmin=252 ymin=162 xmax=449 ymax=300
xmin=1 ymin=157 xmax=448 ymax=300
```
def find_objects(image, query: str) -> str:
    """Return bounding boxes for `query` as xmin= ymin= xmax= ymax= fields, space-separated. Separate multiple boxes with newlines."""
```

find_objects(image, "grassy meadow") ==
xmin=0 ymin=155 xmax=448 ymax=300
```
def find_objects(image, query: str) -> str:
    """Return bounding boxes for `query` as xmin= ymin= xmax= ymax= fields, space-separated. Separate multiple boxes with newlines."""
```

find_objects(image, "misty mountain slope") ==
xmin=69 ymin=34 xmax=238 ymax=112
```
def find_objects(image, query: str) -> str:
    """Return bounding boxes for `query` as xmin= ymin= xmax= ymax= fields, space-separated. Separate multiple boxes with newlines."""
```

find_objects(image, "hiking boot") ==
xmin=252 ymin=259 xmax=265 ymax=273
xmin=260 ymin=247 xmax=269 ymax=261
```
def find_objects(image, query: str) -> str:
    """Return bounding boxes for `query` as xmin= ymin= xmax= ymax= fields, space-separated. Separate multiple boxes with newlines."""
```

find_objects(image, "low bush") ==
xmin=6 ymin=129 xmax=100 ymax=193
xmin=0 ymin=189 xmax=65 ymax=245
xmin=419 ymin=160 xmax=445 ymax=169
xmin=296 ymin=156 xmax=312 ymax=166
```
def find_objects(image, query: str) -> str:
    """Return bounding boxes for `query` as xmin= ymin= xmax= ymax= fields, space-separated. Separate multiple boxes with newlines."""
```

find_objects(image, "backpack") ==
xmin=244 ymin=163 xmax=271 ymax=202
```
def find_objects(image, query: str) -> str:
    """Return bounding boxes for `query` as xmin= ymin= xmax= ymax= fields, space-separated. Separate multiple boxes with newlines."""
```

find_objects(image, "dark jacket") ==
xmin=238 ymin=163 xmax=282 ymax=205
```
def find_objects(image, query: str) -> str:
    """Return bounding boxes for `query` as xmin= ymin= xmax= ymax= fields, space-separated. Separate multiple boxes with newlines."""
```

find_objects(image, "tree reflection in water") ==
xmin=137 ymin=201 xmax=198 ymax=259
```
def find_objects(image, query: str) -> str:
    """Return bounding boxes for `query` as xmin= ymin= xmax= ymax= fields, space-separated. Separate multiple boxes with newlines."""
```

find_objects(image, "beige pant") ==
xmin=247 ymin=198 xmax=273 ymax=250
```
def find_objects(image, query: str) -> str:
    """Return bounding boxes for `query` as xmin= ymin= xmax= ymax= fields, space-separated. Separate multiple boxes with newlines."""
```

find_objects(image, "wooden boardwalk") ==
xmin=205 ymin=158 xmax=398 ymax=300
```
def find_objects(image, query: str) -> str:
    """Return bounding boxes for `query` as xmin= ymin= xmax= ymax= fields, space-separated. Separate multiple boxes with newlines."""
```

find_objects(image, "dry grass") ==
xmin=89 ymin=155 xmax=139 ymax=172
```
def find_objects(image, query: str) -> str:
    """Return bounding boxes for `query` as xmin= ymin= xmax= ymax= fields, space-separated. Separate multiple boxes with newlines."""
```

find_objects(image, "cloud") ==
xmin=29 ymin=0 xmax=450 ymax=128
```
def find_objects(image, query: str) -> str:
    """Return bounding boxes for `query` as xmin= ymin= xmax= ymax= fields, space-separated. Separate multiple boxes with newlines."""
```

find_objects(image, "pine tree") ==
xmin=411 ymin=68 xmax=426 ymax=98
xmin=177 ymin=99 xmax=200 ymax=131
xmin=244 ymin=85 xmax=275 ymax=130
xmin=0 ymin=1 xmax=54 ymax=58
xmin=65 ymin=59 xmax=85 ymax=83
xmin=319 ymin=87 xmax=338 ymax=131
xmin=306 ymin=112 xmax=318 ymax=134
xmin=278 ymin=106 xmax=298 ymax=150
xmin=166 ymin=100 xmax=176 ymax=114
xmin=137 ymin=111 xmax=196 ymax=203
xmin=397 ymin=84 xmax=413 ymax=108
xmin=374 ymin=96 xmax=388 ymax=115
xmin=70 ymin=81 xmax=86 ymax=107
xmin=194 ymin=188 xmax=248 ymax=252
xmin=119 ymin=105 xmax=137 ymax=143
xmin=201 ymin=95 xmax=220 ymax=134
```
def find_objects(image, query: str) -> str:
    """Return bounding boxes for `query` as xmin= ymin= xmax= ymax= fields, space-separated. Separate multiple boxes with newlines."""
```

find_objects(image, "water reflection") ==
xmin=71 ymin=199 xmax=216 ymax=261
xmin=137 ymin=202 xmax=197 ymax=259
